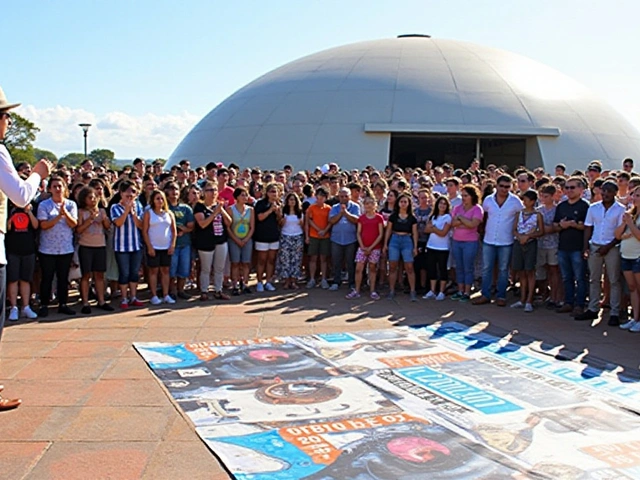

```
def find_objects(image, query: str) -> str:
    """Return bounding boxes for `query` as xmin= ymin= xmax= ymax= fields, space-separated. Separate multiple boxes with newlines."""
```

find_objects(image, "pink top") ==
xmin=451 ymin=204 xmax=483 ymax=242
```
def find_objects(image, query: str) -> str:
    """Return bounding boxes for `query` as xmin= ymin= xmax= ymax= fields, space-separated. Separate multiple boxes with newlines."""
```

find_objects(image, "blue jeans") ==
xmin=452 ymin=240 xmax=478 ymax=286
xmin=115 ymin=250 xmax=143 ymax=285
xmin=557 ymin=250 xmax=587 ymax=308
xmin=481 ymin=243 xmax=513 ymax=299
xmin=170 ymin=245 xmax=191 ymax=278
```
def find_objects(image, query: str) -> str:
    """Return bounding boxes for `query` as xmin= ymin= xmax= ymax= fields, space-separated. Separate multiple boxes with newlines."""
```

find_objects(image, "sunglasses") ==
xmin=497 ymin=184 xmax=511 ymax=189
xmin=564 ymin=185 xmax=577 ymax=190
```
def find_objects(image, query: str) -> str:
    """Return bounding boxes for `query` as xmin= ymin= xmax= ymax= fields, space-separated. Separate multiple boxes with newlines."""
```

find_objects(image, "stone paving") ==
xmin=1 ymin=287 xmax=639 ymax=479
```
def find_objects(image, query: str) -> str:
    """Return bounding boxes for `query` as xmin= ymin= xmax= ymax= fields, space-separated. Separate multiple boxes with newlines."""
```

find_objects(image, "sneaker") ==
xmin=306 ymin=279 xmax=317 ymax=289
xmin=423 ymin=291 xmax=436 ymax=300
xmin=320 ymin=279 xmax=330 ymax=290
xmin=574 ymin=309 xmax=599 ymax=321
xmin=150 ymin=296 xmax=162 ymax=305
xmin=38 ymin=306 xmax=49 ymax=317
xmin=459 ymin=294 xmax=470 ymax=303
xmin=630 ymin=322 xmax=640 ymax=333
xmin=524 ymin=303 xmax=534 ymax=313
xmin=242 ymin=286 xmax=252 ymax=294
xmin=571 ymin=306 xmax=584 ymax=317
xmin=410 ymin=291 xmax=418 ymax=302
xmin=387 ymin=291 xmax=396 ymax=300
xmin=231 ymin=287 xmax=240 ymax=296
xmin=22 ymin=306 xmax=38 ymax=319
xmin=81 ymin=305 xmax=92 ymax=314
xmin=329 ymin=284 xmax=339 ymax=291
xmin=163 ymin=295 xmax=176 ymax=304
xmin=177 ymin=291 xmax=191 ymax=300
xmin=214 ymin=291 xmax=230 ymax=300
xmin=345 ymin=289 xmax=361 ymax=299
xmin=97 ymin=303 xmax=115 ymax=312
xmin=450 ymin=292 xmax=463 ymax=301
xmin=120 ymin=300 xmax=129 ymax=310
xmin=8 ymin=307 xmax=18 ymax=321
xmin=510 ymin=301 xmax=524 ymax=309
xmin=435 ymin=292 xmax=446 ymax=301
xmin=370 ymin=292 xmax=380 ymax=300
xmin=58 ymin=305 xmax=76 ymax=315
xmin=130 ymin=298 xmax=144 ymax=307
xmin=620 ymin=320 xmax=637 ymax=330
xmin=256 ymin=282 xmax=264 ymax=292
xmin=556 ymin=303 xmax=573 ymax=314
xmin=608 ymin=315 xmax=620 ymax=326
xmin=265 ymin=282 xmax=276 ymax=292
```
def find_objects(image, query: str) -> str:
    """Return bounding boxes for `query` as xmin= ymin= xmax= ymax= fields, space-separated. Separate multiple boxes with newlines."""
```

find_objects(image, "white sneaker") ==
xmin=265 ymin=282 xmax=276 ymax=292
xmin=329 ymin=284 xmax=339 ymax=291
xmin=320 ymin=279 xmax=330 ymax=289
xmin=22 ymin=306 xmax=38 ymax=319
xmin=620 ymin=320 xmax=637 ymax=330
xmin=306 ymin=279 xmax=316 ymax=289
xmin=256 ymin=282 xmax=264 ymax=292
xmin=150 ymin=296 xmax=162 ymax=305
xmin=436 ymin=292 xmax=446 ymax=301
xmin=8 ymin=306 xmax=18 ymax=321
xmin=630 ymin=322 xmax=640 ymax=333
xmin=163 ymin=295 xmax=176 ymax=304
xmin=423 ymin=291 xmax=436 ymax=300
xmin=510 ymin=301 xmax=524 ymax=309
xmin=524 ymin=303 xmax=534 ymax=313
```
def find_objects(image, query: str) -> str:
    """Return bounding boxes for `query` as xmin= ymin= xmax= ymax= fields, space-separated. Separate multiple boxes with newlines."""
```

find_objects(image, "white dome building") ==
xmin=168 ymin=35 xmax=640 ymax=172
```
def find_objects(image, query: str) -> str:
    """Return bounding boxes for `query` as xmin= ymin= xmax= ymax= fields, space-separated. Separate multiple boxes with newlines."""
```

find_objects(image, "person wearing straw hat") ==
xmin=0 ymin=87 xmax=53 ymax=410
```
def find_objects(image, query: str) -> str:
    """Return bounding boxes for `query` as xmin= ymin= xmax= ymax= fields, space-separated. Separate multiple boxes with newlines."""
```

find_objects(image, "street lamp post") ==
xmin=78 ymin=123 xmax=91 ymax=158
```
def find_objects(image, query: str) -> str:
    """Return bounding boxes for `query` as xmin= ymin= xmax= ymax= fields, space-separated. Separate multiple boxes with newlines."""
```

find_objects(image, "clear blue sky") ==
xmin=3 ymin=0 xmax=639 ymax=158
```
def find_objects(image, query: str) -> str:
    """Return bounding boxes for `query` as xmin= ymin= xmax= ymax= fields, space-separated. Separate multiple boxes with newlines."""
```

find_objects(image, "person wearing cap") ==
xmin=0 ymin=87 xmax=54 ymax=410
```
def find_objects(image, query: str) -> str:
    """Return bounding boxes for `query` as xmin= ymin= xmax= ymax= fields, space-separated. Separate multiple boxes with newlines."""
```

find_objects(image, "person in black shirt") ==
xmin=253 ymin=183 xmax=282 ymax=292
xmin=553 ymin=176 xmax=590 ymax=316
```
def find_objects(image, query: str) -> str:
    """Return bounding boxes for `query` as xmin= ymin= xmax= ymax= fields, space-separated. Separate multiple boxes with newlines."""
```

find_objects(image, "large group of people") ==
xmin=1 ymin=85 xmax=640 ymax=409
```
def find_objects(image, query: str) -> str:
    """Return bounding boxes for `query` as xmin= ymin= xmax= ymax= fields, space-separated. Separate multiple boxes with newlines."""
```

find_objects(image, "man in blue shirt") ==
xmin=328 ymin=188 xmax=361 ymax=291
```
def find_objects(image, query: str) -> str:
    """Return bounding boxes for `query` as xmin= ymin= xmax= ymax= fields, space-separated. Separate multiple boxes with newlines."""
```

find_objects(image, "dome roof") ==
xmin=169 ymin=36 xmax=640 ymax=171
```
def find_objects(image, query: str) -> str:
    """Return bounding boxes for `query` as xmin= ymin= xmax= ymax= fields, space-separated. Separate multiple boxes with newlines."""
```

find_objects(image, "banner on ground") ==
xmin=135 ymin=322 xmax=640 ymax=479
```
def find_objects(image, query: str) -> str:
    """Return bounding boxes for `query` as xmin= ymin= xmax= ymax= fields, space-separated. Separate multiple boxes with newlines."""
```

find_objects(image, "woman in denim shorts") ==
xmin=616 ymin=186 xmax=640 ymax=331
xmin=227 ymin=187 xmax=254 ymax=295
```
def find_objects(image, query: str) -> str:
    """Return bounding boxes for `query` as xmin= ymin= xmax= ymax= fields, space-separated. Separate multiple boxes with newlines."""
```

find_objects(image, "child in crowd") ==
xmin=536 ymin=184 xmax=563 ymax=308
xmin=347 ymin=196 xmax=385 ymax=300
xmin=511 ymin=190 xmax=543 ymax=312
xmin=306 ymin=187 xmax=331 ymax=289
xmin=414 ymin=189 xmax=432 ymax=292
xmin=424 ymin=196 xmax=452 ymax=300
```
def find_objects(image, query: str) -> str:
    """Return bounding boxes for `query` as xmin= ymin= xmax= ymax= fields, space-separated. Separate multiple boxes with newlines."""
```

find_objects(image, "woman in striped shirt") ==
xmin=110 ymin=180 xmax=144 ymax=309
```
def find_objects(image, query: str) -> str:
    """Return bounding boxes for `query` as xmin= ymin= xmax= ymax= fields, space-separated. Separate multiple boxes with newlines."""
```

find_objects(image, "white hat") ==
xmin=321 ymin=163 xmax=330 ymax=174
xmin=0 ymin=87 xmax=20 ymax=111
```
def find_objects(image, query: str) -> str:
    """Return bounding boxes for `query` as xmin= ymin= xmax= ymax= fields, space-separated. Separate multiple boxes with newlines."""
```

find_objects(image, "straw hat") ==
xmin=0 ymin=87 xmax=21 ymax=111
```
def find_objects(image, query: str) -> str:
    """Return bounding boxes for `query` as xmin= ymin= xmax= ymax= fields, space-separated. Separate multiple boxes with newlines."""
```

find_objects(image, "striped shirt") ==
xmin=110 ymin=201 xmax=143 ymax=252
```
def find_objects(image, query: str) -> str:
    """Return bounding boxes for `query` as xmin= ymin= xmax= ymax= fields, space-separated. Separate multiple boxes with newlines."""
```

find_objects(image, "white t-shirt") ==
xmin=427 ymin=214 xmax=452 ymax=251
xmin=281 ymin=214 xmax=303 ymax=236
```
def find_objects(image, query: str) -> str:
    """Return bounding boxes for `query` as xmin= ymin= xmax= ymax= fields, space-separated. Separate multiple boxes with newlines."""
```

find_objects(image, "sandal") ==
xmin=214 ymin=291 xmax=230 ymax=300
xmin=200 ymin=293 xmax=209 ymax=301
xmin=0 ymin=395 xmax=21 ymax=411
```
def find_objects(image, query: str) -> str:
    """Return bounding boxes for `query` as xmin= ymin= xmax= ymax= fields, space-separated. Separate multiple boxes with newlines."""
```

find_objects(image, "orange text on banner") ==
xmin=377 ymin=351 xmax=468 ymax=368
xmin=581 ymin=441 xmax=640 ymax=468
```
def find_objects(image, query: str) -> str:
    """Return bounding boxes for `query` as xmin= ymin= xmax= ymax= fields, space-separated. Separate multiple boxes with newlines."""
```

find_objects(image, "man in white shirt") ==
xmin=473 ymin=174 xmax=523 ymax=306
xmin=0 ymin=87 xmax=53 ymax=410
xmin=575 ymin=180 xmax=624 ymax=324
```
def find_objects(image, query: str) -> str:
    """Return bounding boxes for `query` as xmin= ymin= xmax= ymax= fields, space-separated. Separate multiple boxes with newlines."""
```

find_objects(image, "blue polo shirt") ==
xmin=329 ymin=201 xmax=361 ymax=245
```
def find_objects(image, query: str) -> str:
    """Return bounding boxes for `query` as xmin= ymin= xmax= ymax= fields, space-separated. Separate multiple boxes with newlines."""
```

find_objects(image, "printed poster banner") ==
xmin=135 ymin=322 xmax=640 ymax=479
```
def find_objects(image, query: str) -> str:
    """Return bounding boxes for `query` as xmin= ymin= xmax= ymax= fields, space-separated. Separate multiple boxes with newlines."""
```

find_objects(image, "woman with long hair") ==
xmin=227 ymin=187 xmax=254 ymax=295
xmin=37 ymin=176 xmax=78 ymax=316
xmin=253 ymin=183 xmax=282 ymax=292
xmin=194 ymin=182 xmax=232 ymax=300
xmin=276 ymin=192 xmax=304 ymax=289
xmin=383 ymin=193 xmax=418 ymax=301
xmin=142 ymin=190 xmax=177 ymax=305
xmin=424 ymin=196 xmax=452 ymax=300
xmin=76 ymin=186 xmax=113 ymax=313
xmin=617 ymin=186 xmax=640 ymax=332
xmin=450 ymin=184 xmax=483 ymax=302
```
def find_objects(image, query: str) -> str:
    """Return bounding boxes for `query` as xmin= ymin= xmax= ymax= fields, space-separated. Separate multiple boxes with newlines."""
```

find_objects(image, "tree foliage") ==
xmin=33 ymin=148 xmax=58 ymax=164
xmin=4 ymin=113 xmax=40 ymax=165
xmin=88 ymin=148 xmax=115 ymax=167
xmin=58 ymin=152 xmax=86 ymax=166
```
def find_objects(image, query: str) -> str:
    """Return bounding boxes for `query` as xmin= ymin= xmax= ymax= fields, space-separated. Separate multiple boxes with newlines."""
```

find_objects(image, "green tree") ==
xmin=88 ymin=148 xmax=115 ymax=167
xmin=4 ymin=113 xmax=40 ymax=165
xmin=33 ymin=148 xmax=58 ymax=164
xmin=59 ymin=152 xmax=86 ymax=167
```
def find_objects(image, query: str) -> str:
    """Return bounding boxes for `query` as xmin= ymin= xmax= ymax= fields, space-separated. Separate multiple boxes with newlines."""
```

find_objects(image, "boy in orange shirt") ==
xmin=306 ymin=187 xmax=332 ymax=288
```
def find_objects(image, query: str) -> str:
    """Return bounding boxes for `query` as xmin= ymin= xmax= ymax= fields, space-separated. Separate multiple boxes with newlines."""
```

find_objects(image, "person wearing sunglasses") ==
xmin=552 ymin=177 xmax=590 ymax=317
xmin=0 ymin=87 xmax=54 ymax=410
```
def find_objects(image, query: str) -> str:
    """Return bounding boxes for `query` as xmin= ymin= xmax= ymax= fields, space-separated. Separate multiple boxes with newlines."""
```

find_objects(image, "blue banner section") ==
xmin=136 ymin=344 xmax=202 ymax=370
xmin=398 ymin=366 xmax=523 ymax=414
xmin=315 ymin=332 xmax=357 ymax=343
xmin=215 ymin=430 xmax=322 ymax=480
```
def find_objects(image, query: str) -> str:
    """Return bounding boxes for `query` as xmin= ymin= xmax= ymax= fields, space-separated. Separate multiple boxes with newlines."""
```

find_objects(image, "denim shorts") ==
xmin=388 ymin=234 xmax=414 ymax=262
xmin=621 ymin=257 xmax=640 ymax=273
xmin=228 ymin=239 xmax=253 ymax=263
xmin=170 ymin=245 xmax=191 ymax=278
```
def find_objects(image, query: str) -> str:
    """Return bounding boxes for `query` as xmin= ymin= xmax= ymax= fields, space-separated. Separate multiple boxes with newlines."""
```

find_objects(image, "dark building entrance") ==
xmin=389 ymin=134 xmax=527 ymax=172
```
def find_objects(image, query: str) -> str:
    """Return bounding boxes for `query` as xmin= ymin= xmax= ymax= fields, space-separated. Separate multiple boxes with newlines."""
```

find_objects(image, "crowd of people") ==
xmin=3 ymin=154 xmax=640 ymax=332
